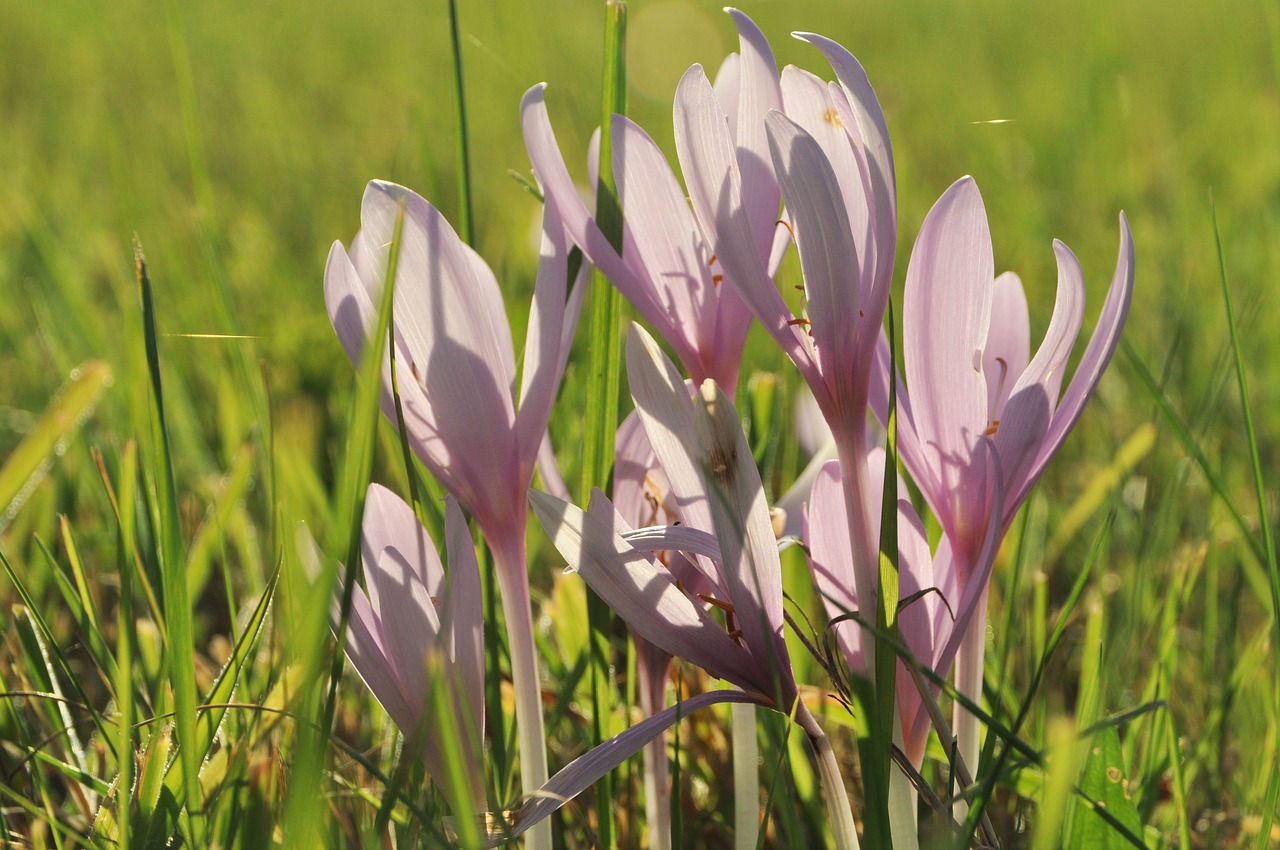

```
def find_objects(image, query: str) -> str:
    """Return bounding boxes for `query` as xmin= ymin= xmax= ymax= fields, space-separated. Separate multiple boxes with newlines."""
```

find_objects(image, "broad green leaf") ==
xmin=1065 ymin=725 xmax=1144 ymax=850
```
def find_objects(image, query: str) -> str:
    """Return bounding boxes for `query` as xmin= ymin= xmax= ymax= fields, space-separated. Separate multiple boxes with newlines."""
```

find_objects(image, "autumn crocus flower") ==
xmin=884 ymin=175 xmax=1135 ymax=773
xmin=521 ymin=80 xmax=755 ymax=391
xmin=333 ymin=485 xmax=486 ymax=817
xmin=530 ymin=324 xmax=861 ymax=850
xmin=325 ymin=181 xmax=584 ymax=849
xmin=673 ymin=11 xmax=898 ymax=662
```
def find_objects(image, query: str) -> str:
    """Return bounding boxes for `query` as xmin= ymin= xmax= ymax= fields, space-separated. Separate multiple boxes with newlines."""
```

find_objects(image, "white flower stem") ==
xmin=732 ymin=701 xmax=759 ymax=850
xmin=493 ymin=537 xmax=551 ymax=850
xmin=953 ymin=591 xmax=988 ymax=823
xmin=797 ymin=703 xmax=861 ymax=850
xmin=888 ymin=721 xmax=920 ymax=850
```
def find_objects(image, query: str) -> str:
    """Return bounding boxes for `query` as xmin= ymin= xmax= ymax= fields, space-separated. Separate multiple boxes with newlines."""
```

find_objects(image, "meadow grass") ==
xmin=1 ymin=0 xmax=1277 ymax=846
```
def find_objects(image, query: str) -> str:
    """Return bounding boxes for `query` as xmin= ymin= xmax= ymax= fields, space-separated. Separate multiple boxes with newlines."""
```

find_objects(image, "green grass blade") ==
xmin=1210 ymin=199 xmax=1280 ymax=849
xmin=0 ymin=360 xmax=111 ymax=531
xmin=578 ymin=4 xmax=628 ymax=847
xmin=134 ymin=243 xmax=202 ymax=843
xmin=114 ymin=440 xmax=139 ymax=850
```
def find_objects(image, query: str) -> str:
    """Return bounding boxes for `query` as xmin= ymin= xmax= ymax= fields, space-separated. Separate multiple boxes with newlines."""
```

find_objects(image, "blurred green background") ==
xmin=2 ymin=0 xmax=1278 ymax=845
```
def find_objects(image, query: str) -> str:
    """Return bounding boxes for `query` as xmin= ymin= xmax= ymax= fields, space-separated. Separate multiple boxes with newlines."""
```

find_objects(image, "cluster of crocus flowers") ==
xmin=319 ymin=7 xmax=1134 ymax=848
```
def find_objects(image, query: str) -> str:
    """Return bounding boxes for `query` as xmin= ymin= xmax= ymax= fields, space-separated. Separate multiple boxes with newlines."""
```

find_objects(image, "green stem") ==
xmin=796 ymin=704 xmax=860 ymax=850
xmin=579 ymin=3 xmax=627 ymax=848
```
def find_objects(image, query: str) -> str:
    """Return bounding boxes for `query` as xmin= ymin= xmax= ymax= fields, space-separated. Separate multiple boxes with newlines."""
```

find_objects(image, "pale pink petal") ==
xmin=902 ymin=176 xmax=995 ymax=535
xmin=613 ymin=115 xmax=719 ymax=377
xmin=362 ymin=483 xmax=445 ymax=597
xmin=983 ymin=272 xmax=1031 ymax=416
xmin=725 ymin=8 xmax=783 ymax=264
xmin=711 ymin=51 xmax=741 ymax=132
xmin=674 ymin=66 xmax=820 ymax=390
xmin=529 ymin=489 xmax=759 ymax=687
xmin=508 ymin=690 xmax=764 ymax=839
xmin=516 ymin=194 xmax=570 ymax=470
xmin=765 ymin=111 xmax=863 ymax=405
xmin=625 ymin=323 xmax=715 ymax=536
xmin=520 ymin=85 xmax=658 ymax=319
xmin=443 ymin=496 xmax=484 ymax=739
xmin=1024 ymin=214 xmax=1135 ymax=504
xmin=691 ymin=380 xmax=794 ymax=699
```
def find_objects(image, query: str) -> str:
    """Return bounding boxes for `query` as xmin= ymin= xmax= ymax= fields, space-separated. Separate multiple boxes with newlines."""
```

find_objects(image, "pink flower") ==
xmin=325 ymin=181 xmax=584 ymax=848
xmin=334 ymin=485 xmax=486 ymax=814
xmin=882 ymin=175 xmax=1135 ymax=770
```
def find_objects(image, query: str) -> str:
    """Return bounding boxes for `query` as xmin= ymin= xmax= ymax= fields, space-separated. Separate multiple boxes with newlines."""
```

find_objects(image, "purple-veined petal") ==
xmin=805 ymin=460 xmax=864 ymax=670
xmin=691 ymin=379 xmax=794 ymax=700
xmin=502 ymin=690 xmax=765 ymax=843
xmin=529 ymin=489 xmax=759 ymax=687
xmin=983 ymin=273 xmax=1031 ymax=417
xmin=902 ymin=176 xmax=995 ymax=536
xmin=1022 ymin=213 xmax=1135 ymax=508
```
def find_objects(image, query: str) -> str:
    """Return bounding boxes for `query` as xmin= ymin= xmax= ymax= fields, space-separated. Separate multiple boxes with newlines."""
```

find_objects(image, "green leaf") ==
xmin=1065 ymin=726 xmax=1144 ymax=850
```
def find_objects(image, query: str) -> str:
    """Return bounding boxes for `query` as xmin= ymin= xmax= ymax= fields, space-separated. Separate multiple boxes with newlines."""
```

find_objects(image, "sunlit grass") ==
xmin=1 ymin=0 xmax=1277 ymax=846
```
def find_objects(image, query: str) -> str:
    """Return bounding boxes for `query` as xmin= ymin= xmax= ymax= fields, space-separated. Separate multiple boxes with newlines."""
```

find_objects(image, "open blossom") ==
xmin=332 ymin=485 xmax=486 ymax=815
xmin=672 ymin=9 xmax=899 ymax=639
xmin=878 ymin=175 xmax=1135 ymax=771
xmin=324 ymin=180 xmax=584 ymax=848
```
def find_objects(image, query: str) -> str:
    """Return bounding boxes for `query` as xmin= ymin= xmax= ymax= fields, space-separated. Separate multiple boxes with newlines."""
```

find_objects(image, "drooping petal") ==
xmin=529 ymin=489 xmax=759 ymax=688
xmin=504 ymin=690 xmax=765 ymax=842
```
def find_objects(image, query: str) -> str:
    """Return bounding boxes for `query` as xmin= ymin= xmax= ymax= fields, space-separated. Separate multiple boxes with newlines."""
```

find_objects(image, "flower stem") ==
xmin=732 ymin=701 xmax=759 ymax=850
xmin=797 ymin=703 xmax=860 ymax=850
xmin=493 ymin=537 xmax=551 ymax=850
